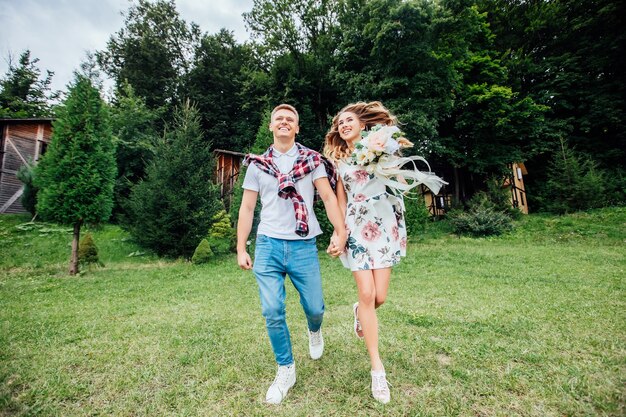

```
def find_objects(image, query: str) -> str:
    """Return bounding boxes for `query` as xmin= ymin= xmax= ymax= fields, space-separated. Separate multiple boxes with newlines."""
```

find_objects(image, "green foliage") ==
xmin=206 ymin=210 xmax=235 ymax=255
xmin=191 ymin=238 xmax=213 ymax=264
xmin=404 ymin=196 xmax=432 ymax=237
xmin=448 ymin=192 xmax=513 ymax=237
xmin=109 ymin=82 xmax=158 ymax=219
xmin=16 ymin=163 xmax=38 ymax=216
xmin=78 ymin=233 xmax=102 ymax=266
xmin=123 ymin=102 xmax=223 ymax=258
xmin=333 ymin=0 xmax=450 ymax=154
xmin=181 ymin=30 xmax=262 ymax=151
xmin=249 ymin=110 xmax=274 ymax=155
xmin=536 ymin=139 xmax=607 ymax=214
xmin=0 ymin=50 xmax=55 ymax=117
xmin=96 ymin=0 xmax=200 ymax=112
xmin=435 ymin=2 xmax=553 ymax=180
xmin=244 ymin=0 xmax=341 ymax=148
xmin=34 ymin=74 xmax=116 ymax=226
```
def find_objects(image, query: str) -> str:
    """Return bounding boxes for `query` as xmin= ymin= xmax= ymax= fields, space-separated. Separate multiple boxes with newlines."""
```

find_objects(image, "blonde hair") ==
xmin=271 ymin=103 xmax=299 ymax=124
xmin=323 ymin=101 xmax=413 ymax=161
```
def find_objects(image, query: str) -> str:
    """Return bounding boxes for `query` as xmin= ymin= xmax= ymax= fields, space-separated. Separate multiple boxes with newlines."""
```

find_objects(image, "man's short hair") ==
xmin=271 ymin=104 xmax=299 ymax=124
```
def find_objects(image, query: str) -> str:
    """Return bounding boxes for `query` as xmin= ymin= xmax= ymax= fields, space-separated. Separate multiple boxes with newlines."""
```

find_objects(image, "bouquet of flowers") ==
xmin=350 ymin=124 xmax=406 ymax=167
xmin=349 ymin=124 xmax=447 ymax=195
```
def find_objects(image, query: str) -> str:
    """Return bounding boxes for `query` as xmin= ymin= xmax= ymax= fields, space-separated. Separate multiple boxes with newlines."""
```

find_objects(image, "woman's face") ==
xmin=337 ymin=111 xmax=363 ymax=143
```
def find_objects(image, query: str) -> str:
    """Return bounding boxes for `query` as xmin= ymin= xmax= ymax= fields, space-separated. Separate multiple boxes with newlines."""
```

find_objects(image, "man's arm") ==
xmin=314 ymin=177 xmax=347 ymax=256
xmin=237 ymin=189 xmax=258 ymax=270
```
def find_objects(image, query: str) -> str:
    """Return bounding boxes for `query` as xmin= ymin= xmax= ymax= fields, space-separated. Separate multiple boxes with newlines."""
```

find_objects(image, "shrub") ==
xmin=192 ymin=239 xmax=213 ymax=264
xmin=16 ymin=163 xmax=38 ymax=217
xmin=448 ymin=193 xmax=513 ymax=237
xmin=206 ymin=210 xmax=235 ymax=255
xmin=78 ymin=233 xmax=103 ymax=266
xmin=404 ymin=196 xmax=431 ymax=236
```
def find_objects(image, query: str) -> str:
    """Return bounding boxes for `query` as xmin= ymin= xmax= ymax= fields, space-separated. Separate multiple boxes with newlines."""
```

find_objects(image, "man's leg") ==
xmin=286 ymin=238 xmax=325 ymax=332
xmin=253 ymin=235 xmax=296 ymax=404
xmin=253 ymin=235 xmax=293 ymax=366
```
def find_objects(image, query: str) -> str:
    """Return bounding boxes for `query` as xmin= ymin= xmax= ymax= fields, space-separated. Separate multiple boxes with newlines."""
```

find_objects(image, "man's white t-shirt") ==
xmin=242 ymin=144 xmax=327 ymax=240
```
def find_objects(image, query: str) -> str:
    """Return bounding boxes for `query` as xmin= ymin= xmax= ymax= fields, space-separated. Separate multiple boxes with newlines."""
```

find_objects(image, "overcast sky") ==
xmin=0 ymin=0 xmax=254 ymax=93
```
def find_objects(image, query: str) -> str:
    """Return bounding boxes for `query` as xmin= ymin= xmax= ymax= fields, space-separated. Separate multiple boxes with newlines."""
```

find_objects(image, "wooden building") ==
xmin=214 ymin=149 xmax=245 ymax=210
xmin=422 ymin=162 xmax=529 ymax=216
xmin=505 ymin=162 xmax=529 ymax=214
xmin=0 ymin=118 xmax=53 ymax=214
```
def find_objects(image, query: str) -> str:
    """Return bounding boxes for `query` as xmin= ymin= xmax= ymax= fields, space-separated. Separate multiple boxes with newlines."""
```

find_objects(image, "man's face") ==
xmin=270 ymin=109 xmax=299 ymax=141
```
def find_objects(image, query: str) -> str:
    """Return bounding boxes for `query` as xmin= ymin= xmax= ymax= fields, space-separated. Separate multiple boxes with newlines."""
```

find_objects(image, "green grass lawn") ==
xmin=1 ymin=208 xmax=624 ymax=416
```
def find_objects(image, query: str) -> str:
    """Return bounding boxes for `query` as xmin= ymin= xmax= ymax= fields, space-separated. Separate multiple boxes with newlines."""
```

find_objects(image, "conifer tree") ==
xmin=538 ymin=138 xmax=606 ymax=213
xmin=124 ymin=101 xmax=223 ymax=257
xmin=35 ymin=74 xmax=116 ymax=275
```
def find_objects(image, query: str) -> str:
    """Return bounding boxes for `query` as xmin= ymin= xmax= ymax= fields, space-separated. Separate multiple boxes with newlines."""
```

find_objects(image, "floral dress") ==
xmin=338 ymin=160 xmax=407 ymax=271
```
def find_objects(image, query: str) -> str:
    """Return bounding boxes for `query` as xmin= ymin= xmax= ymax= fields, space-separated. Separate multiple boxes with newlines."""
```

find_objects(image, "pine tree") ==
xmin=539 ymin=138 xmax=606 ymax=214
xmin=124 ymin=101 xmax=223 ymax=258
xmin=35 ymin=74 xmax=116 ymax=275
xmin=0 ymin=50 xmax=56 ymax=117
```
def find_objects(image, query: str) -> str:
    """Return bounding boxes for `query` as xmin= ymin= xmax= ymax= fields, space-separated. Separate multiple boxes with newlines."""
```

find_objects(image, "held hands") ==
xmin=326 ymin=230 xmax=347 ymax=258
xmin=237 ymin=251 xmax=253 ymax=270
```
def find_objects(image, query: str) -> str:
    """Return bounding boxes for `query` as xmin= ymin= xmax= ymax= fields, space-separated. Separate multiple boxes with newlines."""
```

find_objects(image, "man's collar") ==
xmin=272 ymin=143 xmax=298 ymax=158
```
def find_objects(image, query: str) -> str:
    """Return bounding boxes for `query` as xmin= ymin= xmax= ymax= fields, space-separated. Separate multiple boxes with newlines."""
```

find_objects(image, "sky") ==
xmin=0 ymin=0 xmax=254 ymax=93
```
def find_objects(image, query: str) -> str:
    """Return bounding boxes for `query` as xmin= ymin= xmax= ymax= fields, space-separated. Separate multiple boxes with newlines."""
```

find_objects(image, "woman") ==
xmin=324 ymin=101 xmax=445 ymax=404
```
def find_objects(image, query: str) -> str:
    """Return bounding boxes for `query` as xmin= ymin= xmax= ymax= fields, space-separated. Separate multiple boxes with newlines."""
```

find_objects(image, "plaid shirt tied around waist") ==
xmin=243 ymin=143 xmax=337 ymax=237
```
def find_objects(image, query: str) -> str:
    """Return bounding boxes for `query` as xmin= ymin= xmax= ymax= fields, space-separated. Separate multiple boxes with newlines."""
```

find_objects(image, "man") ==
xmin=237 ymin=104 xmax=346 ymax=404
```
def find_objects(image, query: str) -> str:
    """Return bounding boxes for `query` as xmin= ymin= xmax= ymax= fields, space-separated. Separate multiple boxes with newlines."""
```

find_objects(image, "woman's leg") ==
xmin=353 ymin=270 xmax=383 ymax=371
xmin=373 ymin=268 xmax=391 ymax=308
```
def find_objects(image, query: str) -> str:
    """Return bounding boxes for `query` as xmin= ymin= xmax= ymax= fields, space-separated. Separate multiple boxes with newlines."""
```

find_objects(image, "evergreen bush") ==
xmin=448 ymin=192 xmax=513 ymax=237
xmin=206 ymin=210 xmax=235 ymax=255
xmin=78 ymin=233 xmax=103 ymax=266
xmin=191 ymin=238 xmax=213 ymax=264
xmin=16 ymin=163 xmax=38 ymax=217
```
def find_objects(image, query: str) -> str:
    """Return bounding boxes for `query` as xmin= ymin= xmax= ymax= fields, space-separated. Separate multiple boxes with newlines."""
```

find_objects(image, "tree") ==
xmin=536 ymin=138 xmax=606 ymax=214
xmin=181 ymin=29 xmax=262 ymax=151
xmin=244 ymin=0 xmax=343 ymax=145
xmin=332 ymin=0 xmax=451 ymax=152
xmin=109 ymin=82 xmax=159 ymax=219
xmin=434 ymin=1 xmax=553 ymax=203
xmin=475 ymin=0 xmax=626 ymax=208
xmin=124 ymin=101 xmax=223 ymax=258
xmin=35 ymin=75 xmax=116 ymax=275
xmin=96 ymin=0 xmax=200 ymax=112
xmin=0 ymin=50 xmax=56 ymax=117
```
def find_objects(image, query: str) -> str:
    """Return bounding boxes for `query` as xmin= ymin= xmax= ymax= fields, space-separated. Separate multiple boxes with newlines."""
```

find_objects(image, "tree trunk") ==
xmin=69 ymin=220 xmax=82 ymax=275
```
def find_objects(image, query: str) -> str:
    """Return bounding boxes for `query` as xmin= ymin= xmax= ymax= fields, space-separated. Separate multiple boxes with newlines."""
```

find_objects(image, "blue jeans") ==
xmin=253 ymin=234 xmax=325 ymax=366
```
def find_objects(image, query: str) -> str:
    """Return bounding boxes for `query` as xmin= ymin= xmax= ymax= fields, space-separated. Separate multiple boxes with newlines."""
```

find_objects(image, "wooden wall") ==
xmin=0 ymin=119 xmax=53 ymax=214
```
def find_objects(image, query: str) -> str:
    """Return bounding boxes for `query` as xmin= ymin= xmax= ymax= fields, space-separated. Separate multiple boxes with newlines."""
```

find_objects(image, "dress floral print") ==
xmin=338 ymin=161 xmax=407 ymax=271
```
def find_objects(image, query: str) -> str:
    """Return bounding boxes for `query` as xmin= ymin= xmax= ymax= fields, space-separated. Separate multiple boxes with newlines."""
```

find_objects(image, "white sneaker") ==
xmin=371 ymin=369 xmax=390 ymax=404
xmin=308 ymin=329 xmax=324 ymax=360
xmin=266 ymin=363 xmax=296 ymax=404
